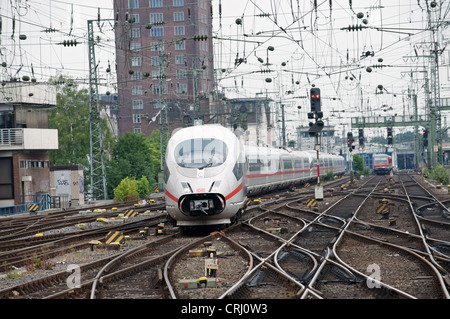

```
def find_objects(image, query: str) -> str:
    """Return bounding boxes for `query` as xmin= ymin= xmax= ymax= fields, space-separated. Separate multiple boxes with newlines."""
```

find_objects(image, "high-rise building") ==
xmin=114 ymin=0 xmax=214 ymax=136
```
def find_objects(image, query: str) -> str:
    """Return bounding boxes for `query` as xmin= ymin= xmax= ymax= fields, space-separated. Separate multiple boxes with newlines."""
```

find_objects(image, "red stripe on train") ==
xmin=225 ymin=183 xmax=243 ymax=200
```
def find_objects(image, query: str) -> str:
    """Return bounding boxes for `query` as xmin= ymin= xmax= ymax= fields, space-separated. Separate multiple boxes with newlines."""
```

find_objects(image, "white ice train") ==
xmin=164 ymin=124 xmax=345 ymax=228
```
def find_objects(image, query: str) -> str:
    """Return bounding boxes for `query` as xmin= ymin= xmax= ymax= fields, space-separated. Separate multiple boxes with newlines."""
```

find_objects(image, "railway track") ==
xmin=0 ymin=200 xmax=166 ymax=269
xmin=1 ymin=173 xmax=449 ymax=300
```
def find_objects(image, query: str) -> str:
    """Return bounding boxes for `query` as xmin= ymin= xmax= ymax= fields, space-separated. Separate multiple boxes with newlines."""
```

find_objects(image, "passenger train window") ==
xmin=174 ymin=138 xmax=228 ymax=168
xmin=283 ymin=160 xmax=292 ymax=170
xmin=249 ymin=159 xmax=263 ymax=171
xmin=294 ymin=160 xmax=303 ymax=169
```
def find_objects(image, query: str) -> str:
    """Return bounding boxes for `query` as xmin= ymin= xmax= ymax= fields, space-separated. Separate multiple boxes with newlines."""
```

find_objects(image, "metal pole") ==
xmin=315 ymin=132 xmax=323 ymax=200
xmin=87 ymin=19 xmax=107 ymax=200
xmin=316 ymin=134 xmax=320 ymax=185
xmin=281 ymin=104 xmax=286 ymax=147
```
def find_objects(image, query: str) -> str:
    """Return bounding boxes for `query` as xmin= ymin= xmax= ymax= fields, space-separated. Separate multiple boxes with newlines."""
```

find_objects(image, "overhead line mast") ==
xmin=87 ymin=19 xmax=109 ymax=200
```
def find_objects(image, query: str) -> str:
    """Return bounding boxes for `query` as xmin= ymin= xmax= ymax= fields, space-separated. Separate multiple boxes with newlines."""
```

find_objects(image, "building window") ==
xmin=150 ymin=13 xmax=164 ymax=24
xmin=130 ymin=14 xmax=140 ymax=24
xmin=151 ymin=27 xmax=164 ymax=37
xmin=176 ymin=83 xmax=188 ymax=94
xmin=149 ymin=0 xmax=162 ymax=8
xmin=134 ymin=127 xmax=142 ymax=133
xmin=151 ymin=56 xmax=159 ymax=66
xmin=174 ymin=11 xmax=184 ymax=21
xmin=152 ymin=70 xmax=162 ymax=80
xmin=176 ymin=69 xmax=186 ymax=79
xmin=131 ymin=71 xmax=142 ymax=81
xmin=174 ymin=26 xmax=185 ymax=36
xmin=151 ymin=41 xmax=164 ymax=51
xmin=131 ymin=57 xmax=142 ymax=67
xmin=175 ymin=40 xmax=185 ymax=50
xmin=199 ymin=13 xmax=207 ymax=24
xmin=130 ymin=42 xmax=141 ymax=52
xmin=175 ymin=55 xmax=186 ymax=65
xmin=27 ymin=160 xmax=49 ymax=168
xmin=153 ymin=100 xmax=163 ymax=109
xmin=173 ymin=0 xmax=183 ymax=6
xmin=132 ymin=86 xmax=143 ymax=95
xmin=133 ymin=114 xmax=143 ymax=124
xmin=153 ymin=84 xmax=166 ymax=95
xmin=131 ymin=28 xmax=141 ymax=38
xmin=129 ymin=0 xmax=139 ymax=8
xmin=0 ymin=111 xmax=14 ymax=129
xmin=132 ymin=100 xmax=143 ymax=109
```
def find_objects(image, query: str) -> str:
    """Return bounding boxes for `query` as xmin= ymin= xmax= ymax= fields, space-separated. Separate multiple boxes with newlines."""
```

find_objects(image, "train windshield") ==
xmin=174 ymin=138 xmax=228 ymax=169
xmin=373 ymin=156 xmax=387 ymax=165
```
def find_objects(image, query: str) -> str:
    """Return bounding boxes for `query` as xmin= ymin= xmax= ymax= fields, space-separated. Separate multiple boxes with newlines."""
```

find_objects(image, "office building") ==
xmin=114 ymin=0 xmax=214 ymax=136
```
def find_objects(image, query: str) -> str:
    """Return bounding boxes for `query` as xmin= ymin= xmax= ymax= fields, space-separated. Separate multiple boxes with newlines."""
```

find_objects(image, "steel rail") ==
xmin=398 ymin=174 xmax=450 ymax=299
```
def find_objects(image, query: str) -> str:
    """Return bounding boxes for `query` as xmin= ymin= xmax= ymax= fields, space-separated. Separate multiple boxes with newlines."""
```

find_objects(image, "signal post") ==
xmin=308 ymin=88 xmax=324 ymax=200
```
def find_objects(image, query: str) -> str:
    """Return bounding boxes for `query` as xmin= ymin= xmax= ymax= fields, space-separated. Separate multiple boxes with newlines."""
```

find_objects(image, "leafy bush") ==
xmin=114 ymin=177 xmax=139 ymax=202
xmin=352 ymin=154 xmax=364 ymax=172
xmin=351 ymin=154 xmax=369 ymax=180
xmin=360 ymin=167 xmax=370 ymax=176
xmin=326 ymin=170 xmax=335 ymax=181
xmin=429 ymin=166 xmax=449 ymax=185
xmin=136 ymin=176 xmax=150 ymax=199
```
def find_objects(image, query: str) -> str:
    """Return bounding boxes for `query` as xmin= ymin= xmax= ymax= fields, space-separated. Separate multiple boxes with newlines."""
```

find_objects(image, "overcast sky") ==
xmin=1 ymin=0 xmax=449 ymax=138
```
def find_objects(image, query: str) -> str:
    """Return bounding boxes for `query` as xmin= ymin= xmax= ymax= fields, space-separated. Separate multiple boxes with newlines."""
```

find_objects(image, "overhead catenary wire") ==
xmin=0 ymin=0 xmax=446 ymax=142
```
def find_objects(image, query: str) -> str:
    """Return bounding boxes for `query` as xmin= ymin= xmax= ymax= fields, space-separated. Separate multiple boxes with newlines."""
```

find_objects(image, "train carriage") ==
xmin=164 ymin=124 xmax=345 ymax=227
xmin=373 ymin=154 xmax=393 ymax=175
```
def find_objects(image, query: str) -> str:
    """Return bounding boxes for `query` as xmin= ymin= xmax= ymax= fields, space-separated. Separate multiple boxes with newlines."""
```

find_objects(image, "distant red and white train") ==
xmin=372 ymin=153 xmax=393 ymax=175
xmin=164 ymin=124 xmax=346 ymax=228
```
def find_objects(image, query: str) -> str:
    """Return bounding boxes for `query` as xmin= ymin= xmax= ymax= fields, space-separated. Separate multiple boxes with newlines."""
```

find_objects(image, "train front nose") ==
xmin=179 ymin=193 xmax=225 ymax=216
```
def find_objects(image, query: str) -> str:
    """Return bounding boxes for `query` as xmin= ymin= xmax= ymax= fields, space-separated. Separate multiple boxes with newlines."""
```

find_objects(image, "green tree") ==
xmin=48 ymin=75 xmax=115 ymax=194
xmin=136 ymin=176 xmax=150 ymax=199
xmin=114 ymin=177 xmax=139 ymax=202
xmin=106 ymin=131 xmax=161 ymax=196
xmin=352 ymin=154 xmax=369 ymax=179
xmin=48 ymin=75 xmax=90 ymax=167
xmin=352 ymin=154 xmax=364 ymax=172
xmin=147 ymin=129 xmax=162 ymax=175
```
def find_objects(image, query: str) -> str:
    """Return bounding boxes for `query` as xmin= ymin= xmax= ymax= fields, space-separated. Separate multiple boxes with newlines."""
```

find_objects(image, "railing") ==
xmin=0 ymin=128 xmax=23 ymax=146
xmin=151 ymin=182 xmax=164 ymax=193
xmin=0 ymin=193 xmax=51 ymax=216
xmin=0 ymin=203 xmax=29 ymax=216
xmin=21 ymin=193 xmax=52 ymax=210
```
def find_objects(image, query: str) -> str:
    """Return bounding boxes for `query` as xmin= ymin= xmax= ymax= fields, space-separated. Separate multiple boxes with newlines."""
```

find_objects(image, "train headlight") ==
xmin=209 ymin=181 xmax=221 ymax=192
xmin=181 ymin=182 xmax=193 ymax=193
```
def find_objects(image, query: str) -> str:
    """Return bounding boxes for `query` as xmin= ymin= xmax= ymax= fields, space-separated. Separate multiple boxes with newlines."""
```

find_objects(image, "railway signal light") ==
xmin=310 ymin=88 xmax=321 ymax=113
xmin=347 ymin=132 xmax=355 ymax=151
xmin=308 ymin=87 xmax=324 ymax=136
xmin=358 ymin=128 xmax=364 ymax=146
xmin=387 ymin=127 xmax=393 ymax=145
xmin=423 ymin=129 xmax=428 ymax=147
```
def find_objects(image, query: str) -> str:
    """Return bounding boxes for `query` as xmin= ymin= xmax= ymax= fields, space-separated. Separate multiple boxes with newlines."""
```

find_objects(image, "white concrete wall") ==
xmin=23 ymin=128 xmax=58 ymax=150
